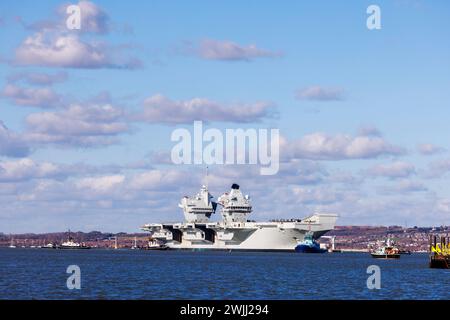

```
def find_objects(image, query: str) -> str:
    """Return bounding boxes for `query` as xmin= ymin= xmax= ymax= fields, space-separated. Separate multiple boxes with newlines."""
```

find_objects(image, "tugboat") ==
xmin=57 ymin=231 xmax=91 ymax=249
xmin=295 ymin=232 xmax=327 ymax=253
xmin=370 ymin=239 xmax=400 ymax=259
xmin=146 ymin=237 xmax=168 ymax=250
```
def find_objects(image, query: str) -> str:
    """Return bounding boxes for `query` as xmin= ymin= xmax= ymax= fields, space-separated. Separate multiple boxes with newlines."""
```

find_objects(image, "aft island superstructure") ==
xmin=141 ymin=184 xmax=337 ymax=251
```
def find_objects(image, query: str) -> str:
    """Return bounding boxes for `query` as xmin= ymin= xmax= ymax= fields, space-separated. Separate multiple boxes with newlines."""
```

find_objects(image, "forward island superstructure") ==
xmin=141 ymin=184 xmax=338 ymax=251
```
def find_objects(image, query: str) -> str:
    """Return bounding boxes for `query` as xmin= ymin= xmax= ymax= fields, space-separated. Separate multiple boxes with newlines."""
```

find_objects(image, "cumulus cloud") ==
xmin=25 ymin=1 xmax=109 ymax=34
xmin=75 ymin=175 xmax=125 ymax=193
xmin=0 ymin=158 xmax=154 ymax=184
xmin=417 ymin=143 xmax=445 ymax=155
xmin=149 ymin=150 xmax=173 ymax=165
xmin=395 ymin=180 xmax=428 ymax=192
xmin=0 ymin=158 xmax=62 ymax=182
xmin=0 ymin=121 xmax=30 ymax=157
xmin=13 ymin=1 xmax=140 ymax=69
xmin=14 ymin=32 xmax=141 ymax=69
xmin=425 ymin=158 xmax=450 ymax=178
xmin=7 ymin=71 xmax=68 ymax=86
xmin=129 ymin=169 xmax=196 ymax=191
xmin=296 ymin=86 xmax=345 ymax=101
xmin=368 ymin=161 xmax=416 ymax=179
xmin=72 ymin=0 xmax=110 ymax=34
xmin=137 ymin=94 xmax=276 ymax=124
xmin=284 ymin=130 xmax=405 ymax=161
xmin=2 ymin=84 xmax=63 ymax=108
xmin=275 ymin=160 xmax=329 ymax=186
xmin=24 ymin=103 xmax=129 ymax=147
xmin=291 ymin=186 xmax=344 ymax=205
xmin=0 ymin=159 xmax=443 ymax=231
xmin=182 ymin=39 xmax=282 ymax=61
xmin=436 ymin=199 xmax=450 ymax=213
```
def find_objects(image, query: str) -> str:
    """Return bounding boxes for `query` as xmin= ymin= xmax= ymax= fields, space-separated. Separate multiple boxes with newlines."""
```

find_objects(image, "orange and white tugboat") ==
xmin=371 ymin=239 xmax=400 ymax=259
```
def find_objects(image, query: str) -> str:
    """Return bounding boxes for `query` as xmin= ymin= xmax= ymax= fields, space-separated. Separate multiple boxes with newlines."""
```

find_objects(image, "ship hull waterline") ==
xmin=370 ymin=253 xmax=400 ymax=259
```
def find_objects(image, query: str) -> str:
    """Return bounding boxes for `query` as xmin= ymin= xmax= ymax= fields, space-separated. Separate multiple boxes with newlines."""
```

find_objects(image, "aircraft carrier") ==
xmin=141 ymin=183 xmax=338 ymax=251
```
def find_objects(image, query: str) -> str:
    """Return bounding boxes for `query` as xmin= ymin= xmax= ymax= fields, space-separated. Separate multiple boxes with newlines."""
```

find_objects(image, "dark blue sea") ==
xmin=0 ymin=248 xmax=449 ymax=300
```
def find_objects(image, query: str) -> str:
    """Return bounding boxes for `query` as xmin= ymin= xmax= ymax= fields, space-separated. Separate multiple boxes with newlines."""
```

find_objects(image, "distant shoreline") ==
xmin=1 ymin=225 xmax=448 ymax=251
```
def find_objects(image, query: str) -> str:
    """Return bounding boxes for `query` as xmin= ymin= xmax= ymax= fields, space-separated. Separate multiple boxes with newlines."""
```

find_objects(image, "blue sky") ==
xmin=0 ymin=0 xmax=449 ymax=233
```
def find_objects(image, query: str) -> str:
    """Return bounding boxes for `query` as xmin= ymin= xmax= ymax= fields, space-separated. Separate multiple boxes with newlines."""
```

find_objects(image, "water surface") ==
xmin=0 ymin=248 xmax=448 ymax=299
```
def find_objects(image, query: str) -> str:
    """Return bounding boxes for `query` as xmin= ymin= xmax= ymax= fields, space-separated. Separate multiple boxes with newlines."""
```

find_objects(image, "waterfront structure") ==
xmin=429 ymin=235 xmax=450 ymax=269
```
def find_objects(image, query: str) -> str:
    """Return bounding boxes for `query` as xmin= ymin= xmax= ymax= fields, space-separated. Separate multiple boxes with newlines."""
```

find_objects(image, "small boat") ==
xmin=295 ymin=232 xmax=327 ymax=253
xmin=131 ymin=236 xmax=138 ymax=250
xmin=41 ymin=243 xmax=57 ymax=249
xmin=9 ymin=236 xmax=16 ymax=249
xmin=371 ymin=239 xmax=400 ymax=259
xmin=146 ymin=238 xmax=168 ymax=250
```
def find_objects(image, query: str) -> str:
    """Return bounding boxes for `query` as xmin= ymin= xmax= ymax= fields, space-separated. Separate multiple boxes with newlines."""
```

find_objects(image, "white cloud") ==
xmin=2 ymin=84 xmax=62 ymax=108
xmin=14 ymin=32 xmax=140 ymax=69
xmin=0 ymin=121 xmax=30 ymax=157
xmin=75 ymin=175 xmax=125 ymax=193
xmin=417 ymin=143 xmax=445 ymax=155
xmin=24 ymin=103 xmax=129 ymax=147
xmin=436 ymin=199 xmax=450 ymax=213
xmin=75 ymin=0 xmax=110 ymax=34
xmin=0 ymin=158 xmax=61 ymax=182
xmin=395 ymin=180 xmax=428 ymax=192
xmin=138 ymin=94 xmax=276 ymax=124
xmin=129 ymin=169 xmax=196 ymax=190
xmin=184 ymin=39 xmax=282 ymax=61
xmin=285 ymin=130 xmax=405 ymax=160
xmin=425 ymin=158 xmax=450 ymax=178
xmin=296 ymin=86 xmax=345 ymax=101
xmin=275 ymin=160 xmax=329 ymax=185
xmin=368 ymin=161 xmax=416 ymax=179
xmin=291 ymin=186 xmax=344 ymax=205
xmin=7 ymin=71 xmax=68 ymax=86
xmin=0 ymin=159 xmax=445 ymax=232
xmin=26 ymin=1 xmax=109 ymax=34
xmin=13 ymin=1 xmax=140 ymax=69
